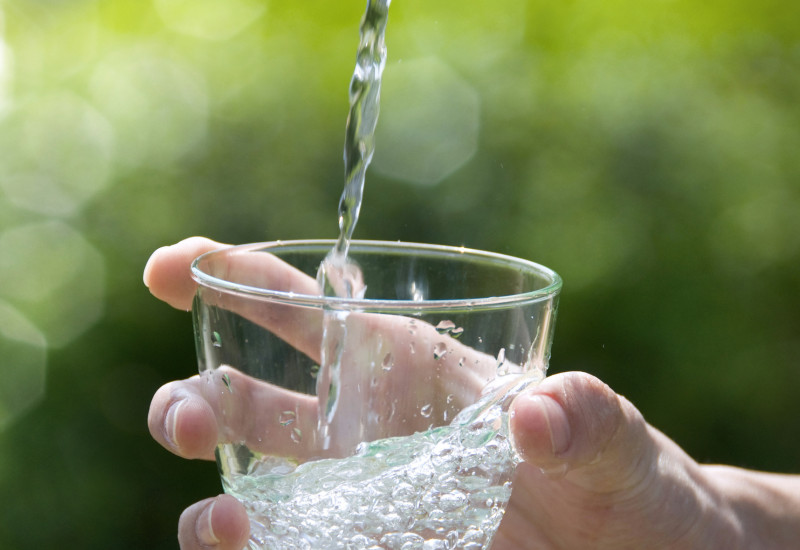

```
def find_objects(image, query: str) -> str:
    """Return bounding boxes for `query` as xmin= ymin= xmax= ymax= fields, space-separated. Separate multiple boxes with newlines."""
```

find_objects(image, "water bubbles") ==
xmin=279 ymin=410 xmax=296 ymax=427
xmin=212 ymin=331 xmax=222 ymax=348
xmin=382 ymin=352 xmax=394 ymax=371
xmin=438 ymin=491 xmax=467 ymax=512
xmin=445 ymin=531 xmax=459 ymax=548
xmin=420 ymin=404 xmax=433 ymax=418
xmin=226 ymin=388 xmax=516 ymax=547
xmin=399 ymin=532 xmax=424 ymax=549
xmin=432 ymin=342 xmax=448 ymax=360
xmin=407 ymin=319 xmax=418 ymax=335
xmin=310 ymin=364 xmax=321 ymax=379
xmin=458 ymin=357 xmax=466 ymax=368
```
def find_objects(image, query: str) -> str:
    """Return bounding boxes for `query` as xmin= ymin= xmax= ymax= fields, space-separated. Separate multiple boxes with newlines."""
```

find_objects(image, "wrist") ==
xmin=704 ymin=465 xmax=800 ymax=549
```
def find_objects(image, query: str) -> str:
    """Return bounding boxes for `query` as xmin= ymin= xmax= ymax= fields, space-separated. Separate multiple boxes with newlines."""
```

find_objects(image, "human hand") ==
xmin=146 ymin=237 xmax=791 ymax=549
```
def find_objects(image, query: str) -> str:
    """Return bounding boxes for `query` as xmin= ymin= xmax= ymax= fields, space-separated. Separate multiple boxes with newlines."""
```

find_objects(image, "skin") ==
xmin=146 ymin=237 xmax=800 ymax=550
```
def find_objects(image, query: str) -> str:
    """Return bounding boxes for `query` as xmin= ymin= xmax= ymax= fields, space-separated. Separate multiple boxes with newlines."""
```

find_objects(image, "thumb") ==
xmin=510 ymin=371 xmax=657 ymax=492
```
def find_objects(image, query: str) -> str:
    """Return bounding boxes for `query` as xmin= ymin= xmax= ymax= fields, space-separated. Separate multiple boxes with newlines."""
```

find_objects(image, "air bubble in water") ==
xmin=212 ymin=331 xmax=222 ymax=348
xmin=433 ymin=342 xmax=448 ymax=360
xmin=407 ymin=319 xmax=417 ymax=335
xmin=382 ymin=352 xmax=394 ymax=371
xmin=310 ymin=364 xmax=320 ymax=379
xmin=420 ymin=404 xmax=433 ymax=418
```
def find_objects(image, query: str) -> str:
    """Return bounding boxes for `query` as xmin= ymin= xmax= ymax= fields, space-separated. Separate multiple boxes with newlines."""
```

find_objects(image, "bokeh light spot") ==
xmin=154 ymin=0 xmax=266 ymax=42
xmin=0 ymin=221 xmax=105 ymax=347
xmin=0 ymin=300 xmax=46 ymax=431
xmin=89 ymin=47 xmax=208 ymax=170
xmin=0 ymin=15 xmax=12 ymax=117
xmin=0 ymin=92 xmax=114 ymax=217
xmin=373 ymin=57 xmax=480 ymax=185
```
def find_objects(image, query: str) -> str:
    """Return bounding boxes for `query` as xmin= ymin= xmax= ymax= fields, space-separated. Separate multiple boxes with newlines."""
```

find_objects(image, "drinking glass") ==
xmin=191 ymin=240 xmax=561 ymax=549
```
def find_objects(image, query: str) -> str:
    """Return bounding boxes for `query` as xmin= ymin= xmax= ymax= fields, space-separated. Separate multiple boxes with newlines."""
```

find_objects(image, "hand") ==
xmin=146 ymin=238 xmax=798 ymax=549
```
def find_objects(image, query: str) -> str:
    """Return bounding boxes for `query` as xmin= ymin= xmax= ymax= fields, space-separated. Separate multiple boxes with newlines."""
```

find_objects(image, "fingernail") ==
xmin=165 ymin=399 xmax=185 ymax=450
xmin=530 ymin=394 xmax=571 ymax=456
xmin=197 ymin=500 xmax=220 ymax=545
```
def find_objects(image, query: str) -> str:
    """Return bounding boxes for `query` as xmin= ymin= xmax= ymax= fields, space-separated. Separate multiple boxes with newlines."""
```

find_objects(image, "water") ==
xmin=223 ymin=2 xmax=538 ymax=547
xmin=317 ymin=0 xmax=391 ymax=286
xmin=314 ymin=0 xmax=391 ymax=449
xmin=333 ymin=0 xmax=391 ymax=259
xmin=225 ymin=384 xmax=530 ymax=550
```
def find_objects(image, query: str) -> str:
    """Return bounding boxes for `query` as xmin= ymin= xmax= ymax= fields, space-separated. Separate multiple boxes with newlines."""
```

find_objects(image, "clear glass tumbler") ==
xmin=191 ymin=240 xmax=561 ymax=549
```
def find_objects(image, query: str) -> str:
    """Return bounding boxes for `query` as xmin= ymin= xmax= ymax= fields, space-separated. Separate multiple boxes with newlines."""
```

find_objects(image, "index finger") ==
xmin=144 ymin=237 xmax=228 ymax=311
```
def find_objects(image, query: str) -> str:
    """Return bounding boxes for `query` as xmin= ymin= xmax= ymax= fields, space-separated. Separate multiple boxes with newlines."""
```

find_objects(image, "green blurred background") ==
xmin=1 ymin=0 xmax=798 ymax=547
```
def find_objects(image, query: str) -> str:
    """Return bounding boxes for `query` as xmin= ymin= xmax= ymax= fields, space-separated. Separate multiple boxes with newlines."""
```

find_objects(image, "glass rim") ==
xmin=191 ymin=239 xmax=562 ymax=312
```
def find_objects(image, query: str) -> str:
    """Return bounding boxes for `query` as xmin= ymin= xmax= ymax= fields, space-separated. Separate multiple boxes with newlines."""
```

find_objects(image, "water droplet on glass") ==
xmin=221 ymin=373 xmax=232 ymax=393
xmin=382 ymin=352 xmax=394 ymax=371
xmin=433 ymin=342 xmax=448 ymax=360
xmin=420 ymin=404 xmax=433 ymax=418
xmin=446 ymin=393 xmax=455 ymax=404
xmin=435 ymin=320 xmax=456 ymax=334
xmin=434 ymin=320 xmax=464 ymax=339
xmin=310 ymin=364 xmax=320 ymax=379
xmin=458 ymin=357 xmax=465 ymax=367
xmin=212 ymin=331 xmax=222 ymax=348
xmin=407 ymin=319 xmax=417 ymax=335
xmin=279 ymin=410 xmax=296 ymax=427
xmin=291 ymin=427 xmax=303 ymax=443
xmin=496 ymin=347 xmax=508 ymax=375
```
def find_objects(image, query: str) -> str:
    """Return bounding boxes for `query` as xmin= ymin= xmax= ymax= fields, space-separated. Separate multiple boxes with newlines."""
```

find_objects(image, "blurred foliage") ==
xmin=1 ymin=0 xmax=799 ymax=547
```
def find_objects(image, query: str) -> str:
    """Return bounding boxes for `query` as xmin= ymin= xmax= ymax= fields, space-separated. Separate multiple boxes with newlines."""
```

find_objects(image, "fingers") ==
xmin=149 ymin=370 xmax=321 ymax=461
xmin=510 ymin=371 xmax=658 ymax=492
xmin=144 ymin=237 xmax=325 ymax=360
xmin=149 ymin=378 xmax=220 ymax=460
xmin=144 ymin=237 xmax=228 ymax=310
xmin=178 ymin=495 xmax=250 ymax=550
